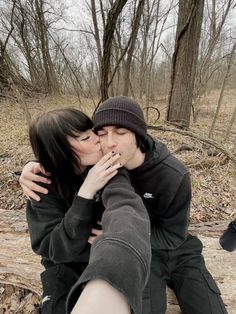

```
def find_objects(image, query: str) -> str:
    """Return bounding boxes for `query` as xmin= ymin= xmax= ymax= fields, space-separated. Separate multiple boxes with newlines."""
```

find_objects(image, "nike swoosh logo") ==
xmin=143 ymin=193 xmax=154 ymax=199
xmin=41 ymin=296 xmax=51 ymax=304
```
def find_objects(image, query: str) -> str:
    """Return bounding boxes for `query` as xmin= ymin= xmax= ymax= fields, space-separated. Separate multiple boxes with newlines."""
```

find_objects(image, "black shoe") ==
xmin=219 ymin=219 xmax=236 ymax=252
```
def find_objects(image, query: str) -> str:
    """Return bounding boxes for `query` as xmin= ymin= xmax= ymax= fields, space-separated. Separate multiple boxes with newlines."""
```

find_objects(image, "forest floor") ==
xmin=0 ymin=90 xmax=235 ymax=313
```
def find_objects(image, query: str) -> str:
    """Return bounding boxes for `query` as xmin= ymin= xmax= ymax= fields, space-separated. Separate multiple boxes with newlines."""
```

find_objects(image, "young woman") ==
xmin=25 ymin=108 xmax=151 ymax=314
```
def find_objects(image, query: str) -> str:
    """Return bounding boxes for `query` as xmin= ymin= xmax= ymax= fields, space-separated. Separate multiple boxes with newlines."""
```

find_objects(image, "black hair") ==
xmin=29 ymin=108 xmax=93 ymax=198
xmin=135 ymin=135 xmax=147 ymax=153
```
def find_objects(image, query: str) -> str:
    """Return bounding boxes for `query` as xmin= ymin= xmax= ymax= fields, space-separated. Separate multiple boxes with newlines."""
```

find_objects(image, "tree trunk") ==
xmin=91 ymin=0 xmax=102 ymax=78
xmin=0 ymin=55 xmax=10 ymax=94
xmin=122 ymin=0 xmax=145 ymax=96
xmin=0 ymin=0 xmax=16 ymax=93
xmin=195 ymin=0 xmax=233 ymax=97
xmin=224 ymin=104 xmax=236 ymax=141
xmin=100 ymin=0 xmax=128 ymax=102
xmin=209 ymin=41 xmax=236 ymax=138
xmin=34 ymin=0 xmax=59 ymax=93
xmin=166 ymin=0 xmax=204 ymax=128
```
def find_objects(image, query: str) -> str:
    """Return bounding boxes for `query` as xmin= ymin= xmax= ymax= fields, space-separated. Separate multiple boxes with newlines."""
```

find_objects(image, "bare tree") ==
xmin=167 ymin=0 xmax=204 ymax=128
xmin=1 ymin=0 xmax=62 ymax=93
xmin=1 ymin=0 xmax=235 ymax=105
xmin=209 ymin=41 xmax=236 ymax=138
xmin=100 ymin=0 xmax=128 ymax=101
xmin=122 ymin=0 xmax=145 ymax=96
xmin=195 ymin=0 xmax=235 ymax=97
xmin=34 ymin=0 xmax=59 ymax=93
xmin=145 ymin=0 xmax=176 ymax=104
xmin=90 ymin=0 xmax=103 ymax=75
xmin=224 ymin=102 xmax=236 ymax=141
xmin=0 ymin=0 xmax=16 ymax=92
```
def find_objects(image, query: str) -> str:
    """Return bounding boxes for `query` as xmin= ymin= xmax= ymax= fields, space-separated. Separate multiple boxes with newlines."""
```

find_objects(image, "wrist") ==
xmin=78 ymin=187 xmax=95 ymax=199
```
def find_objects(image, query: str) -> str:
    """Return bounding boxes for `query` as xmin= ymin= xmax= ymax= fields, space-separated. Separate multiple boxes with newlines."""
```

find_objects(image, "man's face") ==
xmin=97 ymin=126 xmax=141 ymax=169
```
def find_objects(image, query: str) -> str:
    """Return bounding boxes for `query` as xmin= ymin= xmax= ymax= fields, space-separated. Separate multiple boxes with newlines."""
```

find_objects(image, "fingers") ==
xmin=101 ymin=169 xmax=119 ymax=183
xmin=100 ymin=161 xmax=121 ymax=181
xmin=91 ymin=228 xmax=103 ymax=236
xmin=21 ymin=181 xmax=49 ymax=200
xmin=25 ymin=173 xmax=51 ymax=184
xmin=88 ymin=236 xmax=96 ymax=244
xmin=28 ymin=181 xmax=49 ymax=194
xmin=19 ymin=178 xmax=49 ymax=202
xmin=19 ymin=176 xmax=49 ymax=194
xmin=105 ymin=153 xmax=122 ymax=168
xmin=79 ymin=152 xmax=122 ymax=199
xmin=96 ymin=152 xmax=122 ymax=170
xmin=22 ymin=186 xmax=42 ymax=201
xmin=97 ymin=151 xmax=115 ymax=165
xmin=88 ymin=227 xmax=103 ymax=244
xmin=24 ymin=161 xmax=42 ymax=174
xmin=19 ymin=169 xmax=51 ymax=202
xmin=94 ymin=156 xmax=122 ymax=180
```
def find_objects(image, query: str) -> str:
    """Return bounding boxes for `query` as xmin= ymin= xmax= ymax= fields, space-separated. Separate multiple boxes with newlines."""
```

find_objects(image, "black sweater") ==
xmin=130 ymin=135 xmax=191 ymax=250
xmin=27 ymin=184 xmax=95 ymax=267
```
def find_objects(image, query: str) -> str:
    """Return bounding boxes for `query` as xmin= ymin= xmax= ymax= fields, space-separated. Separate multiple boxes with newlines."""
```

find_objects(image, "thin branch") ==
xmin=51 ymin=27 xmax=93 ymax=34
xmin=147 ymin=124 xmax=236 ymax=164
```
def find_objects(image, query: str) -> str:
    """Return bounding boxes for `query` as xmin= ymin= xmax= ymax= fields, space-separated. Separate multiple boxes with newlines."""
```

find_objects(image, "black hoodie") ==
xmin=129 ymin=135 xmax=191 ymax=250
xmin=27 ymin=169 xmax=151 ymax=314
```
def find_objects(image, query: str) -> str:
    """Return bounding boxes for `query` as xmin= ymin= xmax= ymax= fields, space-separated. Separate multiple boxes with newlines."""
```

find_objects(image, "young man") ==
xmin=92 ymin=96 xmax=227 ymax=314
xmin=20 ymin=96 xmax=227 ymax=313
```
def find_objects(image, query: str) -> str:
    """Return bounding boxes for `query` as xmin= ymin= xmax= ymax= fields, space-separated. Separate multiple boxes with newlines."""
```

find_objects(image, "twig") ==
xmin=148 ymin=124 xmax=236 ymax=164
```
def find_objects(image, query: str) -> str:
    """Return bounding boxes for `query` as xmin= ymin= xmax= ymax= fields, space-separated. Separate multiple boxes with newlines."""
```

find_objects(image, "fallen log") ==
xmin=0 ymin=209 xmax=43 ymax=295
xmin=0 ymin=209 xmax=235 ymax=313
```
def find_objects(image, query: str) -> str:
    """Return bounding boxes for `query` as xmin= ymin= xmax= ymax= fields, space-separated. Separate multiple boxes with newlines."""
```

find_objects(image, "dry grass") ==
xmin=146 ymin=88 xmax=236 ymax=223
xmin=0 ymin=90 xmax=235 ymax=313
xmin=0 ymin=90 xmax=235 ymax=222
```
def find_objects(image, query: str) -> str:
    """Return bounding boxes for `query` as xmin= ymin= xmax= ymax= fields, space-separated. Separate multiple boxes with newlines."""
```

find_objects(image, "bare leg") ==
xmin=71 ymin=279 xmax=130 ymax=314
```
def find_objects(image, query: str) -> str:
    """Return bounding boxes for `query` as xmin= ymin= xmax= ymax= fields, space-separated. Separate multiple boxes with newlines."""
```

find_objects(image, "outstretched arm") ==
xmin=71 ymin=279 xmax=131 ymax=314
xmin=67 ymin=169 xmax=151 ymax=314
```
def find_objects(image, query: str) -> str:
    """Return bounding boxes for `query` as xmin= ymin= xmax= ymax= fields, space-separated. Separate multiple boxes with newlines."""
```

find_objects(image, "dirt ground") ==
xmin=0 ymin=90 xmax=235 ymax=313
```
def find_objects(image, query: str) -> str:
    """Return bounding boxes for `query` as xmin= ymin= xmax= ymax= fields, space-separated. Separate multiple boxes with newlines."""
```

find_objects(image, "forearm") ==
xmin=71 ymin=279 xmax=131 ymax=314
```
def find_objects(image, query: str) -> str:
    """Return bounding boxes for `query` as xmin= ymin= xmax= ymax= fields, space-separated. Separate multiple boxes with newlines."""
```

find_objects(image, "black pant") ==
xmin=39 ymin=264 xmax=81 ymax=314
xmin=142 ymin=235 xmax=228 ymax=314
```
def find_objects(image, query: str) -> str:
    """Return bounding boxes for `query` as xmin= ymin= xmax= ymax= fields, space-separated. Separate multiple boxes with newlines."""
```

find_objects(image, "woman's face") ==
xmin=68 ymin=129 xmax=103 ymax=166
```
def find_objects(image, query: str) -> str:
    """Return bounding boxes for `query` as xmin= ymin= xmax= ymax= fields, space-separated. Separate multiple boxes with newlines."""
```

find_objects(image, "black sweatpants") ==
xmin=39 ymin=264 xmax=84 ymax=314
xmin=142 ymin=235 xmax=228 ymax=314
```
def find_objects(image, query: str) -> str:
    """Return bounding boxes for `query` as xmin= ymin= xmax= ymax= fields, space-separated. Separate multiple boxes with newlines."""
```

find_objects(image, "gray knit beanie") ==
xmin=93 ymin=96 xmax=147 ymax=139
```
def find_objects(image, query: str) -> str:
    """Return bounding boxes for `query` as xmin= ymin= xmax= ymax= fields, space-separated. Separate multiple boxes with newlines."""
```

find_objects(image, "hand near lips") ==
xmin=78 ymin=151 xmax=122 ymax=199
xmin=19 ymin=151 xmax=121 ymax=201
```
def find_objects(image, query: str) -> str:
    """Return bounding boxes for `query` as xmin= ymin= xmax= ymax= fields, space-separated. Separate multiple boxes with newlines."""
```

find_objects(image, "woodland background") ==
xmin=0 ymin=0 xmax=236 ymax=313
